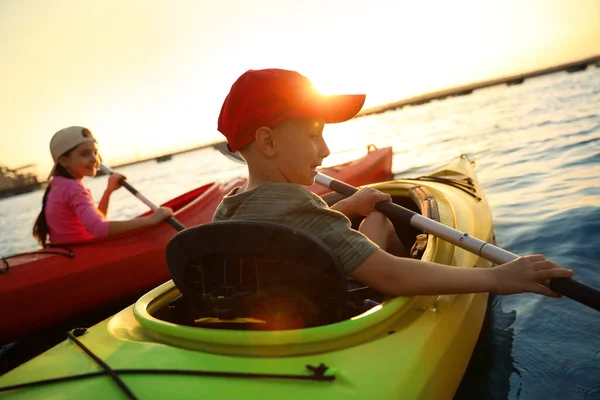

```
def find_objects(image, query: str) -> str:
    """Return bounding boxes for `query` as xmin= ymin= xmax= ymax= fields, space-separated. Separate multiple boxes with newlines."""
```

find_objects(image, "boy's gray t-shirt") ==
xmin=212 ymin=182 xmax=378 ymax=273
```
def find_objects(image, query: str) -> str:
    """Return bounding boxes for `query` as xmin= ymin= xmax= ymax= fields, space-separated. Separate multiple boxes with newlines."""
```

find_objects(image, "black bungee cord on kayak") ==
xmin=412 ymin=175 xmax=481 ymax=200
xmin=0 ymin=247 xmax=74 ymax=274
xmin=0 ymin=328 xmax=335 ymax=398
xmin=67 ymin=328 xmax=137 ymax=399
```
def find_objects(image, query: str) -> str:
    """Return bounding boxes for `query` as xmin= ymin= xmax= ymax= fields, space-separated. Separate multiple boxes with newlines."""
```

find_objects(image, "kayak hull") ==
xmin=0 ymin=155 xmax=492 ymax=400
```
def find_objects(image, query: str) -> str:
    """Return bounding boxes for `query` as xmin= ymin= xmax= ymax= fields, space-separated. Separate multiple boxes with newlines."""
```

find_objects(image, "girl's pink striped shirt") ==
xmin=46 ymin=176 xmax=110 ymax=243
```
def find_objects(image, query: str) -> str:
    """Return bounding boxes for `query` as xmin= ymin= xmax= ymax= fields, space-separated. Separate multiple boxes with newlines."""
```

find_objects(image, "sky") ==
xmin=1 ymin=0 xmax=599 ymax=176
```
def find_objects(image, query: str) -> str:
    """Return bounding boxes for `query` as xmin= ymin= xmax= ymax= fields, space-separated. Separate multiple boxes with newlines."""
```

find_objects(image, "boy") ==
xmin=213 ymin=68 xmax=573 ymax=298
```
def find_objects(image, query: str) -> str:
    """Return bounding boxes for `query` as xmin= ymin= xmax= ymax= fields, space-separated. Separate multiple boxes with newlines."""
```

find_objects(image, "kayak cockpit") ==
xmin=154 ymin=186 xmax=439 ymax=332
xmin=162 ymin=220 xmax=388 ymax=331
xmin=121 ymin=184 xmax=449 ymax=357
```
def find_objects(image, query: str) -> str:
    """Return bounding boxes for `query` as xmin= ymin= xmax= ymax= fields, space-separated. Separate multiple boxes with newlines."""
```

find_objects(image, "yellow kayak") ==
xmin=0 ymin=155 xmax=493 ymax=400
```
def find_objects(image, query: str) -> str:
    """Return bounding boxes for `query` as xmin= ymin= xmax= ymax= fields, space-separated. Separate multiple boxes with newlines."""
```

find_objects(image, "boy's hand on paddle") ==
xmin=492 ymin=254 xmax=574 ymax=297
xmin=151 ymin=207 xmax=174 ymax=223
xmin=338 ymin=187 xmax=392 ymax=216
xmin=106 ymin=173 xmax=126 ymax=193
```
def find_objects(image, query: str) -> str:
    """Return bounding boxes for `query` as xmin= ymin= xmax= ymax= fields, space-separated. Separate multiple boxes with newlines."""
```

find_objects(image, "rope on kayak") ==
xmin=413 ymin=176 xmax=481 ymax=201
xmin=67 ymin=328 xmax=138 ymax=400
xmin=0 ymin=368 xmax=335 ymax=394
xmin=417 ymin=176 xmax=476 ymax=193
xmin=0 ymin=247 xmax=75 ymax=274
xmin=0 ymin=371 xmax=109 ymax=393
xmin=0 ymin=329 xmax=335 ymax=397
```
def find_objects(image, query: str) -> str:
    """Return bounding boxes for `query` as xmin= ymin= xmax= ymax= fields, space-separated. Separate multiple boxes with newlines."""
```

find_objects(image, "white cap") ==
xmin=48 ymin=126 xmax=96 ymax=178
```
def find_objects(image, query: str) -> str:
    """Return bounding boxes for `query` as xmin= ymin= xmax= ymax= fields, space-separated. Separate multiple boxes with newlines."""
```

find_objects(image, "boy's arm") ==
xmin=329 ymin=199 xmax=353 ymax=217
xmin=349 ymin=249 xmax=573 ymax=298
xmin=329 ymin=187 xmax=392 ymax=218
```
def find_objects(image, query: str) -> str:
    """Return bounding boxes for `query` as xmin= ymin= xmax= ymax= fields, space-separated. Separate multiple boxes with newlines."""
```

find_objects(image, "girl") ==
xmin=33 ymin=126 xmax=173 ymax=248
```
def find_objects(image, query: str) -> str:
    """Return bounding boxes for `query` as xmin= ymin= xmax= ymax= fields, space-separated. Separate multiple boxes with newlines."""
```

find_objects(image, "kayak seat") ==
xmin=166 ymin=221 xmax=378 ymax=330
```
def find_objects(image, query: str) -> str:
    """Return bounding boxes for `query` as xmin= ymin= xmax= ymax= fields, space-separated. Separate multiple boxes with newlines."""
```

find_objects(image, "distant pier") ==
xmin=0 ymin=164 xmax=46 ymax=199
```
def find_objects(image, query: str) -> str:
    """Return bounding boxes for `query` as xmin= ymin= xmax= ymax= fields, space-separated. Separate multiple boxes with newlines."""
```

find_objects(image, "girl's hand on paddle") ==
xmin=334 ymin=187 xmax=392 ymax=216
xmin=106 ymin=173 xmax=126 ymax=193
xmin=492 ymin=254 xmax=574 ymax=297
xmin=151 ymin=207 xmax=173 ymax=223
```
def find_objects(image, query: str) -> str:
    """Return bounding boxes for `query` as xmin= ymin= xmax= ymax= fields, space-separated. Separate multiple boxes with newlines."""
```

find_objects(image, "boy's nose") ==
xmin=319 ymin=139 xmax=331 ymax=158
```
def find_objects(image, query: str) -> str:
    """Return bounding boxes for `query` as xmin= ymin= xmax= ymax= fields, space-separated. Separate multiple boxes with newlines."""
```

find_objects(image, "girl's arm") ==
xmin=70 ymin=184 xmax=173 ymax=238
xmin=97 ymin=189 xmax=112 ymax=216
xmin=107 ymin=208 xmax=173 ymax=235
xmin=97 ymin=173 xmax=125 ymax=216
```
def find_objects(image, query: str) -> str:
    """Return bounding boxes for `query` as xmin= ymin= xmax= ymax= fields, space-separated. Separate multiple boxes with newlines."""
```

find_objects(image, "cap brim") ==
xmin=301 ymin=94 xmax=366 ymax=124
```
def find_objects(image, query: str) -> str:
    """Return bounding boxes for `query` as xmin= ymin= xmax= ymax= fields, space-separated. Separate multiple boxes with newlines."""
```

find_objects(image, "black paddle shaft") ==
xmin=99 ymin=163 xmax=187 ymax=233
xmin=117 ymin=179 xmax=186 ymax=232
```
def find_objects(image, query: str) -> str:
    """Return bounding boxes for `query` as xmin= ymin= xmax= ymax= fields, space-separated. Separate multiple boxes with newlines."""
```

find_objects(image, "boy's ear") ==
xmin=254 ymin=126 xmax=276 ymax=157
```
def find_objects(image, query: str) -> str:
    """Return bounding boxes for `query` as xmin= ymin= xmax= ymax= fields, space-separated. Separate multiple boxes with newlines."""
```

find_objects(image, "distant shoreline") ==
xmin=356 ymin=54 xmax=600 ymax=117
xmin=93 ymin=142 xmax=221 ymax=177
xmin=93 ymin=54 xmax=600 ymax=173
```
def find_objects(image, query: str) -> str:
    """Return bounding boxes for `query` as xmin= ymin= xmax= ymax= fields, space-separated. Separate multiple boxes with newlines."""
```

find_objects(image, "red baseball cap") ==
xmin=217 ymin=69 xmax=366 ymax=153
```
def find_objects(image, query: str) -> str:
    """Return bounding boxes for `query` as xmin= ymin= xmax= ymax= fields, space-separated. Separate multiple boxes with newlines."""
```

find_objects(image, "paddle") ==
xmin=99 ymin=164 xmax=186 ymax=232
xmin=217 ymin=148 xmax=600 ymax=312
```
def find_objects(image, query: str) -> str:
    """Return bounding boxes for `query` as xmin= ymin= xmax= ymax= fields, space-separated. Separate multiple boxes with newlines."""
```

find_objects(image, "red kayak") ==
xmin=0 ymin=146 xmax=392 ymax=344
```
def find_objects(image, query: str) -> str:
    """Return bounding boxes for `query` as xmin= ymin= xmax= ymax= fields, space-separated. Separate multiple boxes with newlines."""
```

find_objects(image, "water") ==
xmin=1 ymin=67 xmax=599 ymax=398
